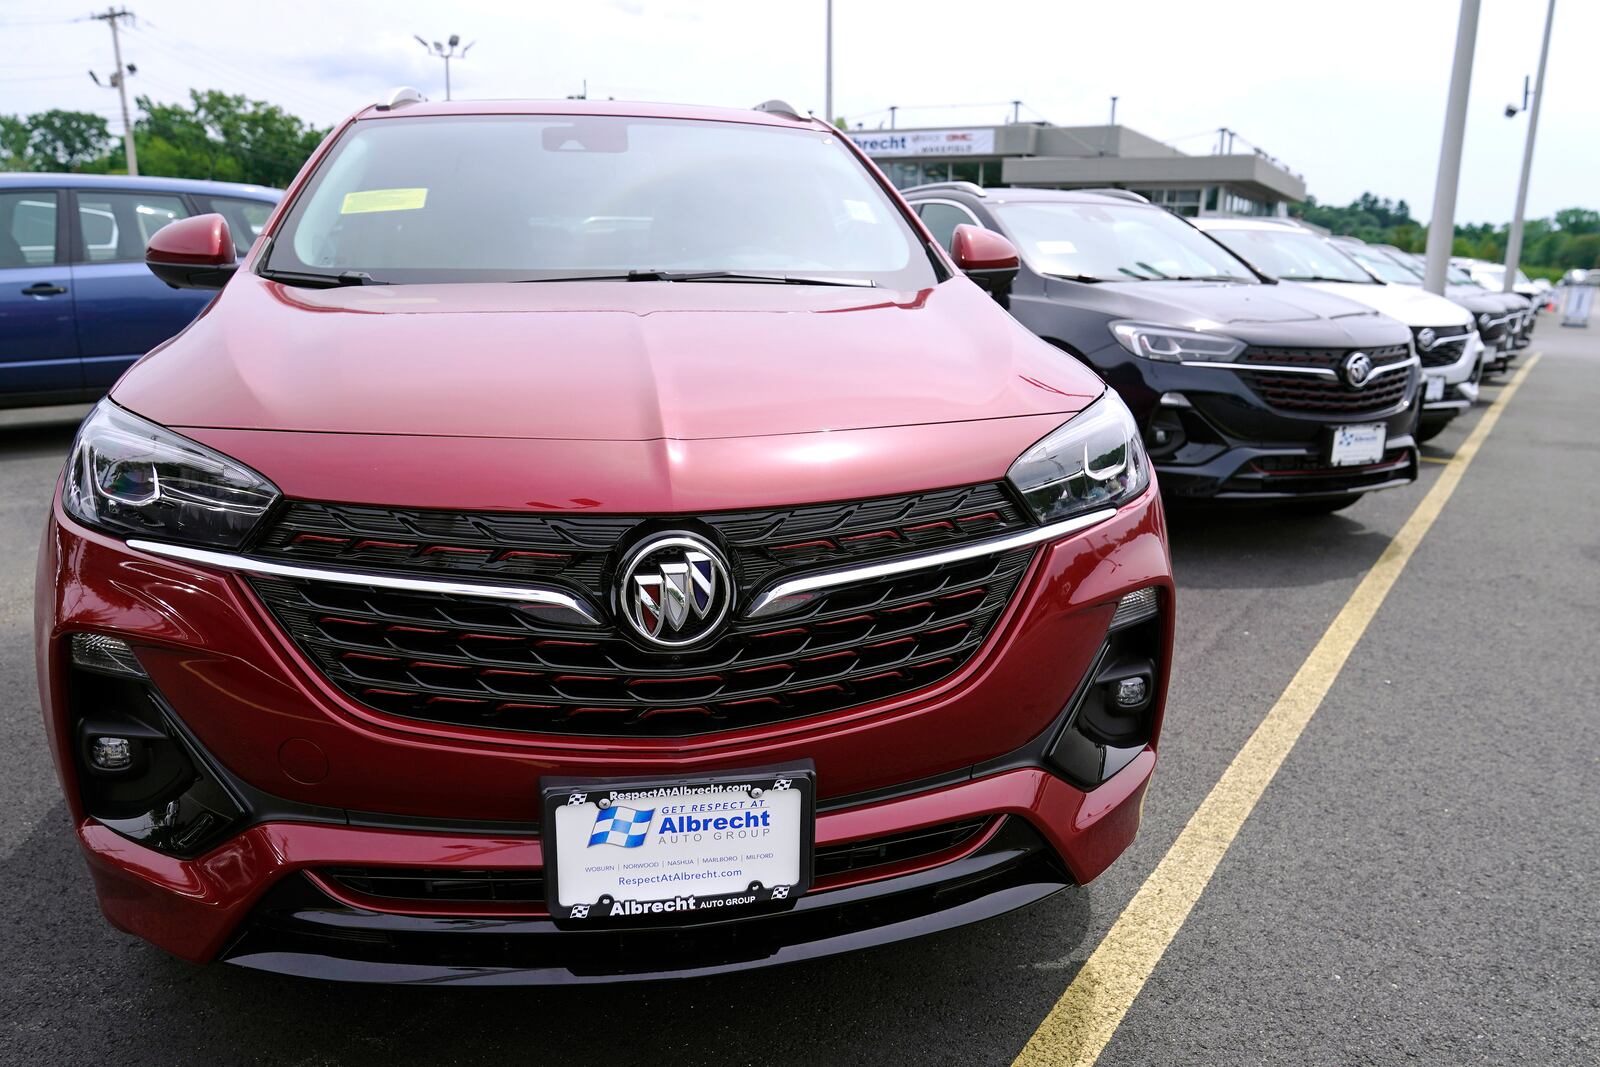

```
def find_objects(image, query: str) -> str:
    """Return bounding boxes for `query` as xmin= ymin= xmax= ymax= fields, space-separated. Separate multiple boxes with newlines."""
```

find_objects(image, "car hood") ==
xmin=114 ymin=274 xmax=1102 ymax=441
xmin=1296 ymin=280 xmax=1472 ymax=328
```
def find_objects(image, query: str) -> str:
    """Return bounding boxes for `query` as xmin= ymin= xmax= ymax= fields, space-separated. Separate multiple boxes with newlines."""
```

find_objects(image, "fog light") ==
xmin=89 ymin=736 xmax=134 ymax=771
xmin=1114 ymin=676 xmax=1148 ymax=709
xmin=70 ymin=633 xmax=146 ymax=677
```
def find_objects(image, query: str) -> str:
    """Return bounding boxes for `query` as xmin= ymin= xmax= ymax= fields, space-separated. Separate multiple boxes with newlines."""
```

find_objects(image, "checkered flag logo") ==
xmin=771 ymin=884 xmax=789 ymax=900
xmin=569 ymin=904 xmax=590 ymax=918
xmin=772 ymin=778 xmax=792 ymax=791
xmin=588 ymin=804 xmax=655 ymax=848
xmin=567 ymin=792 xmax=589 ymax=806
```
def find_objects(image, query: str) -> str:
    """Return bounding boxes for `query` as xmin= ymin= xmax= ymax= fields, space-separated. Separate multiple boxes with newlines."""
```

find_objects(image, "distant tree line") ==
xmin=0 ymin=91 xmax=329 ymax=189
xmin=1292 ymin=192 xmax=1600 ymax=279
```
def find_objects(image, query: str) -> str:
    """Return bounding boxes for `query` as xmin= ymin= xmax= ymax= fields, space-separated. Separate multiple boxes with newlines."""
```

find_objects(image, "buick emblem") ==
xmin=615 ymin=533 xmax=733 ymax=649
xmin=1341 ymin=350 xmax=1374 ymax=388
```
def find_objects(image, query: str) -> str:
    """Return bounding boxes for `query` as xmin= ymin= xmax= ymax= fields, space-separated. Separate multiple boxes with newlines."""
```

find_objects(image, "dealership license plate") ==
xmin=1425 ymin=375 xmax=1446 ymax=402
xmin=542 ymin=769 xmax=813 ymax=923
xmin=1329 ymin=423 xmax=1386 ymax=467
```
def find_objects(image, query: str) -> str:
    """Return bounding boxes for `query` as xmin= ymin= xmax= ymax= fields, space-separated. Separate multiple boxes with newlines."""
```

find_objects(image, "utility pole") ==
xmin=888 ymin=105 xmax=897 ymax=130
xmin=414 ymin=34 xmax=474 ymax=101
xmin=824 ymin=0 xmax=833 ymax=126
xmin=1109 ymin=96 xmax=1118 ymax=126
xmin=1424 ymin=0 xmax=1481 ymax=295
xmin=1503 ymin=0 xmax=1557 ymax=294
xmin=90 ymin=7 xmax=138 ymax=176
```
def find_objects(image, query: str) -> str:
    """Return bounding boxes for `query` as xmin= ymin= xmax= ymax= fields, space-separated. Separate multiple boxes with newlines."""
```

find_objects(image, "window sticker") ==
xmin=1036 ymin=240 xmax=1077 ymax=254
xmin=340 ymin=188 xmax=429 ymax=214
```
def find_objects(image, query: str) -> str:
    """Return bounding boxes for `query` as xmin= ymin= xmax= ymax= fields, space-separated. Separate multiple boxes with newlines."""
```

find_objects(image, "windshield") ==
xmin=1202 ymin=227 xmax=1373 ymax=283
xmin=1344 ymin=245 xmax=1422 ymax=284
xmin=265 ymin=115 xmax=935 ymax=287
xmin=990 ymin=201 xmax=1257 ymax=283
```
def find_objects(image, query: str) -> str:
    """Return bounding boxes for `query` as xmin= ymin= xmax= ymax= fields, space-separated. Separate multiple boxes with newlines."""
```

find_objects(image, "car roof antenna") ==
xmin=753 ymin=99 xmax=806 ymax=121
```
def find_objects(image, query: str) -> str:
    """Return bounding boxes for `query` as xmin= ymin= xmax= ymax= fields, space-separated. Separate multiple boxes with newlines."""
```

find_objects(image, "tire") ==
xmin=1280 ymin=494 xmax=1362 ymax=516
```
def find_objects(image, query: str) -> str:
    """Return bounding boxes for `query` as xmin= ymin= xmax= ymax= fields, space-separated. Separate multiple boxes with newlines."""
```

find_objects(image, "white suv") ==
xmin=1194 ymin=217 xmax=1479 ymax=442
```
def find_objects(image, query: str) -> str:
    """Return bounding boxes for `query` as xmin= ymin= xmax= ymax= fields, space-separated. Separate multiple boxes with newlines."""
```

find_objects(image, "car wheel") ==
xmin=1280 ymin=494 xmax=1362 ymax=516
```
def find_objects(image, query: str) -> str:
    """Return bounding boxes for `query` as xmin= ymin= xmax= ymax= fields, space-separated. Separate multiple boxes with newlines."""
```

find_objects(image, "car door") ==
xmin=68 ymin=189 xmax=214 ymax=391
xmin=0 ymin=189 xmax=82 ymax=403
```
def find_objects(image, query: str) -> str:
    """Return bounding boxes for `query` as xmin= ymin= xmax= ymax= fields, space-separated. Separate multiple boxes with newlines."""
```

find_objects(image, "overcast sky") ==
xmin=4 ymin=0 xmax=1593 ymax=223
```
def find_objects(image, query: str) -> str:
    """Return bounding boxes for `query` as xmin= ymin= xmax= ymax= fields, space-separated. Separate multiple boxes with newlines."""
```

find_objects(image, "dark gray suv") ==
xmin=903 ymin=184 xmax=1420 ymax=512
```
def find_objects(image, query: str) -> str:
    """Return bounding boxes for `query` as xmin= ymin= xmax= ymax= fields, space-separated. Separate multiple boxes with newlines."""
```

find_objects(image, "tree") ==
xmin=21 ymin=110 xmax=112 ymax=171
xmin=0 ymin=115 xmax=28 ymax=170
xmin=1553 ymin=208 xmax=1600 ymax=236
xmin=132 ymin=91 xmax=328 ymax=188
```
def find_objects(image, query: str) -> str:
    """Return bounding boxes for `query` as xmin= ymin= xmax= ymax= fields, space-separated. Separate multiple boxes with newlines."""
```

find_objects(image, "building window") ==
xmin=1129 ymin=187 xmax=1203 ymax=217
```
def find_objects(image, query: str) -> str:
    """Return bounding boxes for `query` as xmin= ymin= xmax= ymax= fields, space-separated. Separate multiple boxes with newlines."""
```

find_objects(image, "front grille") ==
xmin=1416 ymin=325 xmax=1472 ymax=368
xmin=246 ymin=485 xmax=1036 ymax=737
xmin=254 ymin=484 xmax=1027 ymax=599
xmin=1237 ymin=343 xmax=1412 ymax=415
xmin=315 ymin=818 xmax=996 ymax=909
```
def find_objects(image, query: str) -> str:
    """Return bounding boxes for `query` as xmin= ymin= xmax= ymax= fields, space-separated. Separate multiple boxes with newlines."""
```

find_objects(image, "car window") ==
xmin=917 ymin=202 xmax=978 ymax=253
xmin=991 ymin=201 xmax=1256 ymax=283
xmin=0 ymin=191 xmax=58 ymax=268
xmin=1343 ymin=245 xmax=1421 ymax=284
xmin=198 ymin=196 xmax=274 ymax=255
xmin=1203 ymin=227 xmax=1373 ymax=284
xmin=76 ymin=192 xmax=190 ymax=263
xmin=268 ymin=114 xmax=936 ymax=288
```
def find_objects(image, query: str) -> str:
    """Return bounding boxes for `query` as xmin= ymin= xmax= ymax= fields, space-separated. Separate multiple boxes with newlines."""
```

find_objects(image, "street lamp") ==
xmin=414 ymin=33 xmax=474 ymax=101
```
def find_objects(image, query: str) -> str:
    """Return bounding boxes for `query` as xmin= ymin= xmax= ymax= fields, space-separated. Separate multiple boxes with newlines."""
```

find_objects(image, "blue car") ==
xmin=0 ymin=173 xmax=280 ymax=409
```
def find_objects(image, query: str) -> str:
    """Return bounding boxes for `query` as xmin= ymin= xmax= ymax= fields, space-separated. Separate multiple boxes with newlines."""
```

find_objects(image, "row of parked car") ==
xmin=906 ymin=182 xmax=1536 ymax=509
xmin=17 ymin=97 xmax=1545 ymax=984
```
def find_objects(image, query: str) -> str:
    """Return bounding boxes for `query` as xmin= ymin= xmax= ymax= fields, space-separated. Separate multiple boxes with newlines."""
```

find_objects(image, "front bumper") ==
xmin=38 ymin=488 xmax=1172 ymax=978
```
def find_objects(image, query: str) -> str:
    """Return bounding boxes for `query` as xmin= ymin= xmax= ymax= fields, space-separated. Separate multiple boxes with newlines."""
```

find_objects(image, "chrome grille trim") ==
xmin=745 ymin=507 xmax=1117 ymax=619
xmin=126 ymin=539 xmax=605 ymax=626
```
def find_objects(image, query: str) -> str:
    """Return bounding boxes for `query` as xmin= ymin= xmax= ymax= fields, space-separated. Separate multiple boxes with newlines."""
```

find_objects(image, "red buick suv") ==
xmin=36 ymin=95 xmax=1173 ymax=983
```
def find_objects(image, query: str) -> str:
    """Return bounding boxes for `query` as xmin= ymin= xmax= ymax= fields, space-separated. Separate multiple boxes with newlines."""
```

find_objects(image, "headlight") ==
xmin=63 ymin=401 xmax=279 ymax=548
xmin=1007 ymin=392 xmax=1150 ymax=524
xmin=1110 ymin=321 xmax=1245 ymax=363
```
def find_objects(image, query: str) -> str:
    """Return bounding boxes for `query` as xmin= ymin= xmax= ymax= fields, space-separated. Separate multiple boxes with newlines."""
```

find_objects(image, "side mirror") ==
xmin=950 ymin=224 xmax=1019 ymax=295
xmin=146 ymin=213 xmax=237 ymax=290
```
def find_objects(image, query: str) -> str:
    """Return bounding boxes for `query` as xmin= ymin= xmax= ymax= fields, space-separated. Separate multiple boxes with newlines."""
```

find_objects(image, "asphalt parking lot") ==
xmin=2 ymin=326 xmax=1596 ymax=1066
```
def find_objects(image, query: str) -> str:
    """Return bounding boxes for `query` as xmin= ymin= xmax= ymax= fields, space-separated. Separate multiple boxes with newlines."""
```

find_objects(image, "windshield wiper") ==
xmin=259 ymin=267 xmax=386 ymax=288
xmin=1045 ymin=272 xmax=1109 ymax=284
xmin=1279 ymin=274 xmax=1370 ymax=283
xmin=1146 ymin=274 xmax=1250 ymax=282
xmin=515 ymin=269 xmax=874 ymax=287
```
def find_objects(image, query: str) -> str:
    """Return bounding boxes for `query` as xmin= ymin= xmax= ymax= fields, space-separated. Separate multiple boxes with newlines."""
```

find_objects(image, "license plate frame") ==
xmin=542 ymin=767 xmax=814 ymax=926
xmin=1328 ymin=423 xmax=1387 ymax=467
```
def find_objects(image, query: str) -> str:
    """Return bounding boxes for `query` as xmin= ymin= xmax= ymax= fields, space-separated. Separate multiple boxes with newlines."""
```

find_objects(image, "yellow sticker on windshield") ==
xmin=340 ymin=188 xmax=428 ymax=214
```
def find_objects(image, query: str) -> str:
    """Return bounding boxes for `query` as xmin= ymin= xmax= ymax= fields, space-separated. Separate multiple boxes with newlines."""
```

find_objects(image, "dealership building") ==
xmin=848 ymin=123 xmax=1306 ymax=218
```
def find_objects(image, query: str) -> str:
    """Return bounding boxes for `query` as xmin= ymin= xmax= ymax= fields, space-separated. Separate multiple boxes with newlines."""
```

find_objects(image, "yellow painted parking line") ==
xmin=1420 ymin=455 xmax=1452 ymax=465
xmin=1013 ymin=353 xmax=1543 ymax=1067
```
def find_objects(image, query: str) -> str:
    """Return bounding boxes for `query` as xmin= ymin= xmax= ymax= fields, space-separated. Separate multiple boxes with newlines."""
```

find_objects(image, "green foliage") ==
xmin=0 ymin=110 xmax=114 ymax=171
xmin=1291 ymin=192 xmax=1600 ymax=271
xmin=3 ymin=92 xmax=328 ymax=188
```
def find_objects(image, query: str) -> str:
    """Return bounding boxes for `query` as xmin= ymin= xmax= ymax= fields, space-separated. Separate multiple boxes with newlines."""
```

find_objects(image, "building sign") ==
xmin=849 ymin=128 xmax=996 ymax=158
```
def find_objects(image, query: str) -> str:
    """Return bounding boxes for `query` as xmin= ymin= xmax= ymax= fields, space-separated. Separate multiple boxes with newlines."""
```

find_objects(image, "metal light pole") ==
xmin=824 ymin=0 xmax=833 ymax=126
xmin=1424 ymin=0 xmax=1481 ymax=295
xmin=91 ymin=7 xmax=138 ymax=175
xmin=414 ymin=34 xmax=474 ymax=101
xmin=1503 ymin=0 xmax=1557 ymax=293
